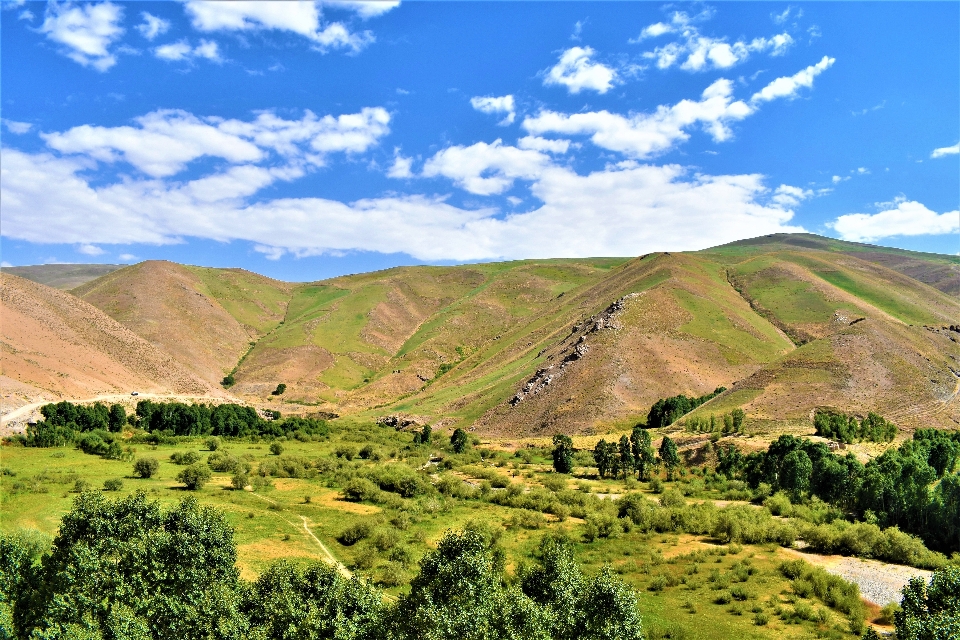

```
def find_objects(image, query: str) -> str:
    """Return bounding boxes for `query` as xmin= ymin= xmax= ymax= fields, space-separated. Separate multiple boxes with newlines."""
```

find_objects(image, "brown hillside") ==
xmin=0 ymin=274 xmax=210 ymax=404
xmin=73 ymin=261 xmax=293 ymax=387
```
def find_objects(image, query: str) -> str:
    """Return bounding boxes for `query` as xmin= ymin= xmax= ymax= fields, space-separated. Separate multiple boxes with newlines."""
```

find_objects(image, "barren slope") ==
xmin=0 ymin=274 xmax=210 ymax=412
xmin=4 ymin=264 xmax=125 ymax=290
xmin=74 ymin=261 xmax=293 ymax=387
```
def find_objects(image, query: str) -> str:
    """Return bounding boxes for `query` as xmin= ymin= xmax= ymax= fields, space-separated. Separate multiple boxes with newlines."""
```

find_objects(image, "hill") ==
xmin=72 ymin=261 xmax=293 ymax=388
xmin=4 ymin=264 xmax=125 ymax=290
xmin=0 ymin=273 xmax=211 ymax=413
xmin=10 ymin=234 xmax=959 ymax=436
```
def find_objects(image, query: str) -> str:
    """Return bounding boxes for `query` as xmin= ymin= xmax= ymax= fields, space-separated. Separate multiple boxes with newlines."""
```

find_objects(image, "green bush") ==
xmin=338 ymin=521 xmax=374 ymax=546
xmin=132 ymin=457 xmax=159 ymax=479
xmin=343 ymin=478 xmax=381 ymax=503
xmin=176 ymin=464 xmax=211 ymax=490
xmin=103 ymin=478 xmax=123 ymax=492
xmin=170 ymin=451 xmax=201 ymax=465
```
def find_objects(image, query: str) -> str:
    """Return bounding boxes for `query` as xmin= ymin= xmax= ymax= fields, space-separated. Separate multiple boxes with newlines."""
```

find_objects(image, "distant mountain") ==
xmin=4 ymin=264 xmax=125 ymax=290
xmin=5 ymin=234 xmax=958 ymax=435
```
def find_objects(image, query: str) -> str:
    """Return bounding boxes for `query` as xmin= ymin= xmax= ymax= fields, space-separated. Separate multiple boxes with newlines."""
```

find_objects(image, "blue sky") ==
xmin=1 ymin=1 xmax=957 ymax=281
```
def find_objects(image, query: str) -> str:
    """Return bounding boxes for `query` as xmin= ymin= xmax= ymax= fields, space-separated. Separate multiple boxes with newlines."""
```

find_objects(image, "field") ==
xmin=0 ymin=418 xmax=897 ymax=640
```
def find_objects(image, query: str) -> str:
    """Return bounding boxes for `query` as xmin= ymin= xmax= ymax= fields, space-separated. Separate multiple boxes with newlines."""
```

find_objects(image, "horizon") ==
xmin=2 ymin=1 xmax=958 ymax=282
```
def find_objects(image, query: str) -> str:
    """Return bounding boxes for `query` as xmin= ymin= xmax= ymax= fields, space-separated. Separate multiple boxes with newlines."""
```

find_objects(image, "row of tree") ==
xmin=719 ymin=431 xmax=960 ymax=553
xmin=645 ymin=387 xmax=726 ymax=428
xmin=813 ymin=408 xmax=898 ymax=443
xmin=0 ymin=492 xmax=644 ymax=640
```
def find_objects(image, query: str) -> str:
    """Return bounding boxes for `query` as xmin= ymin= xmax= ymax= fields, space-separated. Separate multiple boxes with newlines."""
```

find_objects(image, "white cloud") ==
xmin=1 ymin=147 xmax=806 ymax=261
xmin=829 ymin=200 xmax=960 ymax=242
xmin=517 ymin=136 xmax=571 ymax=154
xmin=470 ymin=95 xmax=516 ymax=126
xmin=772 ymin=7 xmax=801 ymax=25
xmin=832 ymin=175 xmax=849 ymax=184
xmin=931 ymin=142 xmax=959 ymax=158
xmin=77 ymin=243 xmax=105 ymax=255
xmin=639 ymin=12 xmax=793 ymax=72
xmin=137 ymin=12 xmax=170 ymax=40
xmin=118 ymin=253 xmax=137 ymax=261
xmin=422 ymin=140 xmax=552 ymax=195
xmin=183 ymin=0 xmax=374 ymax=52
xmin=387 ymin=149 xmax=414 ymax=178
xmin=750 ymin=56 xmax=834 ymax=104
xmin=155 ymin=39 xmax=222 ymax=62
xmin=524 ymin=78 xmax=752 ymax=158
xmin=770 ymin=184 xmax=812 ymax=209
xmin=40 ymin=107 xmax=391 ymax=177
xmin=19 ymin=9 xmax=33 ymax=21
xmin=543 ymin=46 xmax=617 ymax=94
xmin=2 ymin=119 xmax=32 ymax=134
xmin=1 ymin=261 xmax=13 ymax=268
xmin=323 ymin=1 xmax=401 ymax=18
xmin=855 ymin=167 xmax=869 ymax=175
xmin=39 ymin=1 xmax=124 ymax=71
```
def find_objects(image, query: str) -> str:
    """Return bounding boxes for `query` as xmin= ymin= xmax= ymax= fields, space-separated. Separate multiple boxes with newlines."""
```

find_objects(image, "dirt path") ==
xmin=782 ymin=548 xmax=931 ymax=606
xmin=247 ymin=491 xmax=352 ymax=579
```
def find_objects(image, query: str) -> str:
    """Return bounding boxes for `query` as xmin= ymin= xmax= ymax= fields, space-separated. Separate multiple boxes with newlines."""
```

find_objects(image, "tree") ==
xmin=221 ymin=374 xmax=235 ymax=388
xmin=780 ymin=450 xmax=813 ymax=500
xmin=716 ymin=444 xmax=745 ymax=479
xmin=577 ymin=567 xmax=644 ymax=640
xmin=618 ymin=436 xmax=634 ymax=480
xmin=9 ymin=492 xmax=245 ymax=639
xmin=271 ymin=383 xmax=287 ymax=396
xmin=177 ymin=464 xmax=212 ymax=490
xmin=895 ymin=566 xmax=960 ymax=640
xmin=630 ymin=427 xmax=656 ymax=481
xmin=421 ymin=424 xmax=432 ymax=445
xmin=731 ymin=408 xmax=745 ymax=433
xmin=450 ymin=428 xmax=469 ymax=454
xmin=594 ymin=440 xmax=611 ymax=478
xmin=270 ymin=442 xmax=284 ymax=456
xmin=552 ymin=435 xmax=574 ymax=474
xmin=521 ymin=535 xmax=583 ymax=639
xmin=659 ymin=436 xmax=680 ymax=480
xmin=132 ymin=457 xmax=159 ymax=479
xmin=108 ymin=404 xmax=126 ymax=432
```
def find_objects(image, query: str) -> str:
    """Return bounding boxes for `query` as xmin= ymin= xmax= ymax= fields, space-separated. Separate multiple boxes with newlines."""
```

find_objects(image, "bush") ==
xmin=272 ymin=383 xmax=286 ymax=396
xmin=231 ymin=473 xmax=249 ymax=490
xmin=343 ymin=478 xmax=381 ymax=503
xmin=176 ymin=464 xmax=211 ymax=490
xmin=170 ymin=451 xmax=201 ymax=465
xmin=270 ymin=442 xmax=284 ymax=456
xmin=659 ymin=489 xmax=685 ymax=508
xmin=205 ymin=437 xmax=221 ymax=451
xmin=338 ymin=521 xmax=373 ymax=546
xmin=207 ymin=451 xmax=248 ymax=474
xmin=103 ymin=478 xmax=123 ymax=492
xmin=133 ymin=457 xmax=160 ymax=479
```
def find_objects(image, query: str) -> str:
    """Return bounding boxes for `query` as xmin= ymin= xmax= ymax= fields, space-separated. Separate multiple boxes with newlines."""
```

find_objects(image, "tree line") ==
xmin=721 ymin=430 xmax=960 ymax=553
xmin=0 ymin=491 xmax=644 ymax=640
xmin=645 ymin=387 xmax=726 ymax=428
xmin=813 ymin=408 xmax=897 ymax=443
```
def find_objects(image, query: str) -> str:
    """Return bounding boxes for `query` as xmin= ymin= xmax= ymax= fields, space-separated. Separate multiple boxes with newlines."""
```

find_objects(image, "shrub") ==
xmin=205 ymin=437 xmax=221 ymax=451
xmin=207 ymin=451 xmax=247 ymax=474
xmin=231 ymin=473 xmax=249 ymax=490
xmin=176 ymin=464 xmax=212 ymax=490
xmin=343 ymin=478 xmax=381 ymax=503
xmin=133 ymin=457 xmax=160 ymax=479
xmin=338 ymin=521 xmax=373 ymax=546
xmin=170 ymin=451 xmax=201 ymax=465
xmin=270 ymin=442 xmax=284 ymax=456
xmin=754 ymin=612 xmax=769 ymax=626
xmin=272 ymin=383 xmax=286 ymax=396
xmin=659 ymin=489 xmax=686 ymax=508
xmin=103 ymin=478 xmax=123 ymax=492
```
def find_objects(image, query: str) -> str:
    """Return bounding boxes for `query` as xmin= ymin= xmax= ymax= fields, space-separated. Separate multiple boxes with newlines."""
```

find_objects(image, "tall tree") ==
xmin=594 ymin=440 xmax=611 ymax=478
xmin=450 ymin=428 xmax=469 ymax=454
xmin=629 ymin=426 xmax=655 ymax=481
xmin=659 ymin=436 xmax=681 ymax=480
xmin=895 ymin=566 xmax=960 ymax=640
xmin=618 ymin=436 xmax=634 ymax=480
xmin=552 ymin=435 xmax=574 ymax=474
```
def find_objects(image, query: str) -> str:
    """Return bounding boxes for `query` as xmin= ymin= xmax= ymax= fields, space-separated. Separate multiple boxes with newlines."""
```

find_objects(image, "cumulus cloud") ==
xmin=470 ymin=95 xmax=516 ymax=126
xmin=40 ymin=107 xmax=391 ymax=177
xmin=637 ymin=11 xmax=793 ymax=72
xmin=387 ymin=149 xmax=414 ymax=178
xmin=828 ymin=200 xmax=959 ymax=242
xmin=517 ymin=136 xmax=571 ymax=154
xmin=77 ymin=243 xmax=105 ymax=255
xmin=1 ymin=147 xmax=806 ymax=261
xmin=137 ymin=12 xmax=170 ymax=40
xmin=931 ymin=142 xmax=959 ymax=158
xmin=422 ymin=140 xmax=553 ymax=195
xmin=183 ymin=0 xmax=373 ymax=53
xmin=2 ymin=119 xmax=32 ymax=134
xmin=39 ymin=1 xmax=124 ymax=71
xmin=770 ymin=184 xmax=812 ymax=209
xmin=155 ymin=39 xmax=222 ymax=63
xmin=750 ymin=56 xmax=835 ymax=104
xmin=523 ymin=78 xmax=752 ymax=158
xmin=543 ymin=46 xmax=617 ymax=94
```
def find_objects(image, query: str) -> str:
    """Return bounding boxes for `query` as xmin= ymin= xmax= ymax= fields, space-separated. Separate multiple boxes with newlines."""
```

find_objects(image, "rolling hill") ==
xmin=4 ymin=234 xmax=958 ymax=435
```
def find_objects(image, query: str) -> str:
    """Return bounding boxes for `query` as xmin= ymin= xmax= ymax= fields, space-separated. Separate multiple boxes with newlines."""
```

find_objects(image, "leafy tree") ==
xmin=221 ymin=374 xmax=235 ymax=388
xmin=618 ymin=436 xmax=634 ymax=480
xmin=108 ymin=404 xmax=126 ymax=432
xmin=269 ymin=442 xmax=284 ymax=456
xmin=730 ymin=408 xmax=745 ymax=433
xmin=177 ymin=464 xmax=212 ymax=490
xmin=521 ymin=535 xmax=583 ymax=639
xmin=132 ymin=457 xmax=159 ymax=479
xmin=24 ymin=422 xmax=75 ymax=448
xmin=421 ymin=424 xmax=432 ymax=445
xmin=630 ymin=426 xmax=656 ymax=481
xmin=895 ymin=566 xmax=960 ymax=640
xmin=246 ymin=560 xmax=385 ymax=640
xmin=552 ymin=435 xmax=574 ymax=474
xmin=271 ymin=383 xmax=286 ymax=396
xmin=716 ymin=444 xmax=744 ymax=479
xmin=450 ymin=428 xmax=469 ymax=454
xmin=780 ymin=449 xmax=813 ymax=500
xmin=594 ymin=440 xmax=612 ymax=479
xmin=10 ymin=492 xmax=245 ymax=639
xmin=577 ymin=567 xmax=644 ymax=640
xmin=659 ymin=436 xmax=680 ymax=480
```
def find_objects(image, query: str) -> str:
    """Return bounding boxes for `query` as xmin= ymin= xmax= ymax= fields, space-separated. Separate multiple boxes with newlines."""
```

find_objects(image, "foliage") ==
xmin=450 ymin=428 xmax=469 ymax=454
xmin=646 ymin=387 xmax=726 ymax=428
xmin=271 ymin=383 xmax=287 ymax=396
xmin=177 ymin=464 xmax=212 ymax=490
xmin=895 ymin=566 xmax=960 ymax=640
xmin=813 ymin=408 xmax=897 ymax=444
xmin=630 ymin=426 xmax=656 ymax=481
xmin=658 ymin=437 xmax=680 ymax=480
xmin=552 ymin=435 xmax=574 ymax=474
xmin=132 ymin=457 xmax=159 ymax=479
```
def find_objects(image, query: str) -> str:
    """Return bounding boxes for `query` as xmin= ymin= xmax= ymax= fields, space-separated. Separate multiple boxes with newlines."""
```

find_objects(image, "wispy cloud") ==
xmin=543 ymin=46 xmax=617 ymax=94
xmin=931 ymin=142 xmax=959 ymax=158
xmin=39 ymin=1 xmax=124 ymax=71
xmin=470 ymin=95 xmax=516 ymax=126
